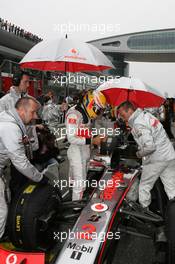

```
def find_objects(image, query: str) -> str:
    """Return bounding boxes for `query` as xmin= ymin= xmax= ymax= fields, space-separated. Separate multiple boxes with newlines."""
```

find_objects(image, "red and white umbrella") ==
xmin=20 ymin=38 xmax=114 ymax=72
xmin=97 ymin=77 xmax=165 ymax=108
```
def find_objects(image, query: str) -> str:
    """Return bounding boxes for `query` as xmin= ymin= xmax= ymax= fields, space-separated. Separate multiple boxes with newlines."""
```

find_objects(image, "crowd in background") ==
xmin=0 ymin=88 xmax=73 ymax=126
xmin=37 ymin=91 xmax=78 ymax=127
xmin=0 ymin=17 xmax=42 ymax=43
xmin=144 ymin=99 xmax=175 ymax=139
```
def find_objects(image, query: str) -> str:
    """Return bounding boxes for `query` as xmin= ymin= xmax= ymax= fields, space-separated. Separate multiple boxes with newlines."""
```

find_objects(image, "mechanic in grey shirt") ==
xmin=0 ymin=97 xmax=45 ymax=239
xmin=117 ymin=101 xmax=175 ymax=208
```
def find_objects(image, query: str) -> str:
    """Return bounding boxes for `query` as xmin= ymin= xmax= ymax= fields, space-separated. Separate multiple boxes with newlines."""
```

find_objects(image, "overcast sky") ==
xmin=0 ymin=0 xmax=175 ymax=96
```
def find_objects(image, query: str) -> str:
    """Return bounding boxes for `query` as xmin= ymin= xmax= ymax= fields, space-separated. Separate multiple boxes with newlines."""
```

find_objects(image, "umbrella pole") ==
xmin=65 ymin=73 xmax=69 ymax=98
xmin=127 ymin=77 xmax=131 ymax=101
xmin=64 ymin=62 xmax=69 ymax=98
xmin=65 ymin=34 xmax=69 ymax=98
xmin=127 ymin=89 xmax=133 ymax=101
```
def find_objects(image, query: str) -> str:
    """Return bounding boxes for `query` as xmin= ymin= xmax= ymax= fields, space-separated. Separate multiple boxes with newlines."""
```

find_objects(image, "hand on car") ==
xmin=35 ymin=124 xmax=45 ymax=130
xmin=136 ymin=151 xmax=142 ymax=159
xmin=92 ymin=135 xmax=102 ymax=146
xmin=100 ymin=136 xmax=107 ymax=142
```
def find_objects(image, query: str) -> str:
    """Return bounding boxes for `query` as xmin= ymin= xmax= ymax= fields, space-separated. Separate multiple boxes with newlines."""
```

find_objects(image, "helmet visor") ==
xmin=93 ymin=103 xmax=104 ymax=116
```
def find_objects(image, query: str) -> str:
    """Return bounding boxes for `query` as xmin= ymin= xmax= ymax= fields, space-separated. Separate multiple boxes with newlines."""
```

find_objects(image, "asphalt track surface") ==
xmin=113 ymin=235 xmax=157 ymax=264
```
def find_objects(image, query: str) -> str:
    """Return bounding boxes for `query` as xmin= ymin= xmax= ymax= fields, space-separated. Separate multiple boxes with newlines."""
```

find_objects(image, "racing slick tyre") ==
xmin=166 ymin=198 xmax=175 ymax=264
xmin=7 ymin=181 xmax=62 ymax=251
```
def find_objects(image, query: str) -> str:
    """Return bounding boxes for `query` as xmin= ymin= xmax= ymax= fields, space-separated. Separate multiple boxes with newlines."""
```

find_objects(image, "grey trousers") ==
xmin=139 ymin=159 xmax=175 ymax=207
xmin=0 ymin=177 xmax=8 ymax=238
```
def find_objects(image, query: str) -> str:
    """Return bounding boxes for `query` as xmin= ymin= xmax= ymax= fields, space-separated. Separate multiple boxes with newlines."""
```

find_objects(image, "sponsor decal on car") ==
xmin=67 ymin=242 xmax=93 ymax=254
xmin=0 ymin=247 xmax=45 ymax=264
xmin=70 ymin=251 xmax=82 ymax=260
xmin=23 ymin=185 xmax=36 ymax=194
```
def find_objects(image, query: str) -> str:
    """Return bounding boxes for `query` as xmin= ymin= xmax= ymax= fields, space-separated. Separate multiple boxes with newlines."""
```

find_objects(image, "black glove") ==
xmin=39 ymin=175 xmax=49 ymax=185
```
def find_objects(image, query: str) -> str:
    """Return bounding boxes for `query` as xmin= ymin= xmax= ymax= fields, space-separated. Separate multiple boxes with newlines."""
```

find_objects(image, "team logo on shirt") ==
xmin=150 ymin=118 xmax=159 ymax=127
xmin=68 ymin=118 xmax=77 ymax=124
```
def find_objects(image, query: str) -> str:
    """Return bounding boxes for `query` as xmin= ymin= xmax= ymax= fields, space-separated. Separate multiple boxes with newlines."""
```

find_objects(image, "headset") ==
xmin=12 ymin=70 xmax=30 ymax=86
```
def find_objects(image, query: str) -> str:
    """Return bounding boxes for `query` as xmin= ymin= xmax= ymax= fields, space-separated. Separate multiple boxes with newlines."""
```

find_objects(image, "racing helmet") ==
xmin=83 ymin=90 xmax=107 ymax=119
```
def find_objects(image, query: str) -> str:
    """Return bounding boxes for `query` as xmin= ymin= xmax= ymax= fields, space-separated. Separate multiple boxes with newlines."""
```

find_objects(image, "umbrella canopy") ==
xmin=97 ymin=77 xmax=165 ymax=108
xmin=20 ymin=38 xmax=114 ymax=72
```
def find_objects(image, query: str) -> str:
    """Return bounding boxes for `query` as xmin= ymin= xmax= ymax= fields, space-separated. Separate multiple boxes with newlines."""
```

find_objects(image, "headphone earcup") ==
xmin=12 ymin=72 xmax=22 ymax=86
xmin=12 ymin=77 xmax=20 ymax=86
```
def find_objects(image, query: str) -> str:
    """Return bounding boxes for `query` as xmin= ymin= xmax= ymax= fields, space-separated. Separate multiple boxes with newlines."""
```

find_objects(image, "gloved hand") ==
xmin=101 ymin=136 xmax=107 ymax=142
xmin=39 ymin=175 xmax=49 ymax=185
xmin=136 ymin=151 xmax=142 ymax=159
xmin=92 ymin=135 xmax=102 ymax=146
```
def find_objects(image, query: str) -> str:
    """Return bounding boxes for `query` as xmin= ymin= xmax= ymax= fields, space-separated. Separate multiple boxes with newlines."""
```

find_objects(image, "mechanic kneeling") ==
xmin=117 ymin=101 xmax=175 ymax=209
xmin=0 ymin=97 xmax=47 ymax=239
